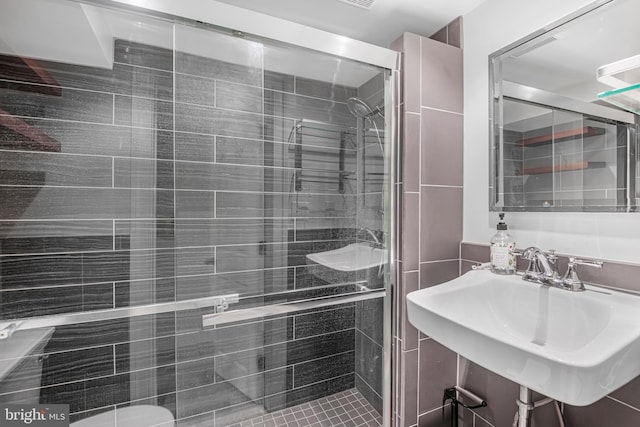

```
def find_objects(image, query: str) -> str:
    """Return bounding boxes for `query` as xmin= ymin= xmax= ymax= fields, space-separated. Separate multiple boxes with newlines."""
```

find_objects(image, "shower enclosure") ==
xmin=0 ymin=0 xmax=395 ymax=426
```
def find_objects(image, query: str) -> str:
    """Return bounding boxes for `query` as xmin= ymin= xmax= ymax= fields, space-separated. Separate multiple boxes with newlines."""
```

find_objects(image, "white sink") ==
xmin=406 ymin=269 xmax=640 ymax=406
xmin=306 ymin=242 xmax=386 ymax=272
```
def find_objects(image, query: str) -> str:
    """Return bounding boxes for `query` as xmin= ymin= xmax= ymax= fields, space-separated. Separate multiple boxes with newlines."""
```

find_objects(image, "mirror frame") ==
xmin=488 ymin=0 xmax=639 ymax=213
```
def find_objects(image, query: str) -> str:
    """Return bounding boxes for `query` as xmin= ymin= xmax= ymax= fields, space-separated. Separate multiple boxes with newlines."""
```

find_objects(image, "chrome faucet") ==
xmin=521 ymin=247 xmax=602 ymax=291
xmin=522 ymin=247 xmax=559 ymax=283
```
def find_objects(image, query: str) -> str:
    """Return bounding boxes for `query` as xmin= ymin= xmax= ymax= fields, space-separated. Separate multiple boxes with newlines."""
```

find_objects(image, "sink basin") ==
xmin=406 ymin=269 xmax=640 ymax=406
xmin=306 ymin=242 xmax=386 ymax=272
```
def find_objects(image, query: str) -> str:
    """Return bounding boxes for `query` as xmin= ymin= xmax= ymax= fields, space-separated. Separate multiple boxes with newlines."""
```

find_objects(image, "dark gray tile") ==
xmin=214 ymin=345 xmax=276 ymax=382
xmin=265 ymin=90 xmax=355 ymax=128
xmin=447 ymin=17 xmax=462 ymax=48
xmin=82 ymin=282 xmax=114 ymax=311
xmin=174 ymin=131 xmax=215 ymax=163
xmin=0 ymin=222 xmax=113 ymax=255
xmin=115 ymin=277 xmax=175 ymax=307
xmin=401 ymin=33 xmax=421 ymax=114
xmin=0 ymin=188 xmax=165 ymax=220
xmin=401 ymin=349 xmax=418 ymax=426
xmin=564 ymin=397 xmax=640 ymax=427
xmin=175 ymin=103 xmax=263 ymax=139
xmin=40 ymin=346 xmax=115 ymax=386
xmin=175 ymin=268 xmax=274 ymax=301
xmin=175 ymin=190 xmax=215 ymax=218
xmin=175 ymin=73 xmax=216 ymax=107
xmin=175 ymin=51 xmax=262 ymax=87
xmin=295 ymin=305 xmax=355 ymax=339
xmin=216 ymin=136 xmax=264 ymax=166
xmin=0 ymin=252 xmax=82 ymax=289
xmin=403 ymin=112 xmax=420 ymax=193
xmin=402 ymin=191 xmax=420 ymax=271
xmin=113 ymin=62 xmax=174 ymax=101
xmin=430 ymin=26 xmax=448 ymax=44
xmin=265 ymin=374 xmax=355 ymax=412
xmin=176 ymin=356 xmax=216 ymax=391
xmin=217 ymin=80 xmax=263 ymax=114
xmin=401 ymin=271 xmax=419 ymax=350
xmin=3 ymin=118 xmax=172 ymax=158
xmin=571 ymin=257 xmax=640 ymax=293
xmin=176 ymin=368 xmax=289 ymax=418
xmin=0 ymin=285 xmax=84 ymax=318
xmin=287 ymin=330 xmax=355 ymax=365
xmin=420 ymin=38 xmax=463 ymax=113
xmin=460 ymin=243 xmax=490 ymax=263
xmin=0 ymin=54 xmax=111 ymax=95
xmin=418 ymin=339 xmax=457 ymax=413
xmin=113 ymin=220 xmax=173 ymax=249
xmin=355 ymin=332 xmax=382 ymax=394
xmin=460 ymin=260 xmax=476 ymax=275
xmin=420 ymin=109 xmax=463 ymax=186
xmin=114 ymin=157 xmax=174 ymax=189
xmin=295 ymin=351 xmax=354 ymax=388
xmin=0 ymin=151 xmax=112 ymax=187
xmin=356 ymin=298 xmax=384 ymax=346
xmin=174 ymin=218 xmax=291 ymax=248
xmin=355 ymin=375 xmax=383 ymax=415
xmin=176 ymin=316 xmax=292 ymax=358
xmin=458 ymin=357 xmax=519 ymax=427
xmin=216 ymin=242 xmax=288 ymax=273
xmin=0 ymin=83 xmax=113 ymax=124
xmin=115 ymin=335 xmax=175 ymax=374
xmin=81 ymin=250 xmax=131 ymax=284
xmin=114 ymin=39 xmax=173 ymax=72
xmin=265 ymin=70 xmax=294 ymax=93
xmin=419 ymin=261 xmax=459 ymax=288
xmin=294 ymin=77 xmax=356 ymax=103
xmin=420 ymin=186 xmax=462 ymax=262
xmin=39 ymin=380 xmax=86 ymax=413
xmin=610 ymin=372 xmax=640 ymax=409
xmin=215 ymin=191 xmax=265 ymax=218
xmin=45 ymin=312 xmax=175 ymax=354
xmin=418 ymin=406 xmax=453 ymax=427
xmin=176 ymin=246 xmax=215 ymax=277
xmin=114 ymin=95 xmax=173 ymax=130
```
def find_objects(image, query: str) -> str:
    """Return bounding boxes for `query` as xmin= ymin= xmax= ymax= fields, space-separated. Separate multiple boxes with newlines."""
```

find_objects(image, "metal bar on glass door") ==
xmin=0 ymin=293 xmax=240 ymax=339
xmin=202 ymin=289 xmax=386 ymax=327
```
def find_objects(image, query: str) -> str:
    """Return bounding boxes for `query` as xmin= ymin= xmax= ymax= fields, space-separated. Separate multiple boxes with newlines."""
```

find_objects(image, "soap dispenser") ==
xmin=490 ymin=213 xmax=516 ymax=275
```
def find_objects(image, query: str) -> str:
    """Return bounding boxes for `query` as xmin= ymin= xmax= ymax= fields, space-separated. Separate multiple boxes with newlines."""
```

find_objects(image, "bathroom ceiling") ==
xmin=213 ymin=0 xmax=488 ymax=47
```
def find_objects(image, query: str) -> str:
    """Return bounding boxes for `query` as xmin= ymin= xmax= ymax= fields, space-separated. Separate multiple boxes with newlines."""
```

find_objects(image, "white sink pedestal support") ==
xmin=517 ymin=386 xmax=534 ymax=427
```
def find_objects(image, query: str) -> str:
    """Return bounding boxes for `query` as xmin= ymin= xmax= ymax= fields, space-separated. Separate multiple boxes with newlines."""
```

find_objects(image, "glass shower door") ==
xmin=0 ymin=1 xmax=390 ymax=426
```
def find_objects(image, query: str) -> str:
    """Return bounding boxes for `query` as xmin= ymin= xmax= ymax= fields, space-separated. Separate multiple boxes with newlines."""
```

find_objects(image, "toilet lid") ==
xmin=71 ymin=405 xmax=174 ymax=427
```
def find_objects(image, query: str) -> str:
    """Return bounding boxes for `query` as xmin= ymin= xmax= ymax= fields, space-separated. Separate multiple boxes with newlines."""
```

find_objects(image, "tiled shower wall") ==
xmin=0 ymin=27 xmax=384 ymax=425
xmin=461 ymin=243 xmax=640 ymax=427
xmin=390 ymin=25 xmax=464 ymax=427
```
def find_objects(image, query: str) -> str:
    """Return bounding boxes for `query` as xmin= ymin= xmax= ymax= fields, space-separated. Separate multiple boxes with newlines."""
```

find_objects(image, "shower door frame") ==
xmin=85 ymin=1 xmax=398 ymax=425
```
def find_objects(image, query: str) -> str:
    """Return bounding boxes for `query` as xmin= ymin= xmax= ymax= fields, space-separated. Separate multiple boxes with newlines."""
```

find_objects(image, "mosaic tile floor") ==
xmin=228 ymin=389 xmax=382 ymax=427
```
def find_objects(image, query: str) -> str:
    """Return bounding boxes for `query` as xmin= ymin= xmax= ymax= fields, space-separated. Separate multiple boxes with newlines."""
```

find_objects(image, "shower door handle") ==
xmin=202 ymin=289 xmax=385 ymax=328
xmin=0 ymin=293 xmax=240 ymax=338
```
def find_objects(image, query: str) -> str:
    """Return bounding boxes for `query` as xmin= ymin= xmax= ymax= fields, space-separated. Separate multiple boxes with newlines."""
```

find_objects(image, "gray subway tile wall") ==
xmin=0 ymin=26 xmax=385 ymax=426
xmin=460 ymin=242 xmax=640 ymax=426
xmin=391 ymin=24 xmax=464 ymax=427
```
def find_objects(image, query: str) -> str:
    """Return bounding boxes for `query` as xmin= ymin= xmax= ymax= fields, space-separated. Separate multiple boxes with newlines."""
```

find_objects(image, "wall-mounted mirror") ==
xmin=490 ymin=0 xmax=640 ymax=212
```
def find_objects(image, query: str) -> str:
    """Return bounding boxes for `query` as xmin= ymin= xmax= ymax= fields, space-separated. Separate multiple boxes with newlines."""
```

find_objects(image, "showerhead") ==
xmin=347 ymin=97 xmax=384 ymax=119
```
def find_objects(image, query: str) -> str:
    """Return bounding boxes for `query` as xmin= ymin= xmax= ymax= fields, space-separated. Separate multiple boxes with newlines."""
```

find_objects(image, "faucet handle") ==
xmin=546 ymin=249 xmax=558 ymax=262
xmin=568 ymin=257 xmax=603 ymax=269
xmin=562 ymin=257 xmax=603 ymax=291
